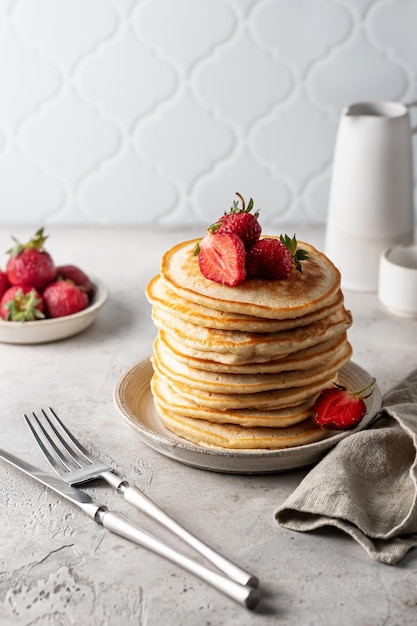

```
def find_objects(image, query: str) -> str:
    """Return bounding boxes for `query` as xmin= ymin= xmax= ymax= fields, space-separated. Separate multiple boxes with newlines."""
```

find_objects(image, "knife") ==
xmin=0 ymin=448 xmax=259 ymax=610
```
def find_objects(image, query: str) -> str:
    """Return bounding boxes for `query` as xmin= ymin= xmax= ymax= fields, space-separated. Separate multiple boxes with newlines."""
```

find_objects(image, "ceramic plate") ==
xmin=113 ymin=359 xmax=382 ymax=474
xmin=0 ymin=277 xmax=108 ymax=344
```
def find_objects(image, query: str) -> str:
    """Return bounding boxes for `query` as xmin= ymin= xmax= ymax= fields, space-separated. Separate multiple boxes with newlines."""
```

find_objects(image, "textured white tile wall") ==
xmin=0 ymin=0 xmax=417 ymax=227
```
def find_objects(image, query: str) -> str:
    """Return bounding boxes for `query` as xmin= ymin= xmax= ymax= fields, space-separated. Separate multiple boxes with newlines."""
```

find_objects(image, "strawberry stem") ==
xmin=354 ymin=378 xmax=376 ymax=398
xmin=235 ymin=192 xmax=245 ymax=211
xmin=230 ymin=193 xmax=256 ymax=215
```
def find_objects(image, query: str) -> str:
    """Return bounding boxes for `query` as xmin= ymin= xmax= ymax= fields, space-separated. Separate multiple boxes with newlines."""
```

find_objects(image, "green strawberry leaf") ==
xmin=7 ymin=227 xmax=49 ymax=257
xmin=280 ymin=234 xmax=309 ymax=273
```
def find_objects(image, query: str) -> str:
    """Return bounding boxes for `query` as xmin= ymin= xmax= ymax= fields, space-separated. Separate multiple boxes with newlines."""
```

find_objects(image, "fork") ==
xmin=24 ymin=407 xmax=258 ymax=588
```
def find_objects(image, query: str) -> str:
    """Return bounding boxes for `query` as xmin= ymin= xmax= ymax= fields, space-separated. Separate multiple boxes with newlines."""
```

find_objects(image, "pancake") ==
xmin=146 ymin=274 xmax=344 ymax=332
xmin=152 ymin=333 xmax=352 ymax=394
xmin=154 ymin=359 xmax=338 ymax=410
xmin=155 ymin=403 xmax=332 ymax=449
xmin=160 ymin=238 xmax=341 ymax=320
xmin=157 ymin=329 xmax=350 ymax=374
xmin=151 ymin=373 xmax=315 ymax=427
xmin=152 ymin=305 xmax=352 ymax=363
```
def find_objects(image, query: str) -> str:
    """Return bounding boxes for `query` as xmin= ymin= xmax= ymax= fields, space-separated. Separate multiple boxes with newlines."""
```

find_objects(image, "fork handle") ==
xmin=97 ymin=509 xmax=259 ymax=610
xmin=122 ymin=485 xmax=258 ymax=588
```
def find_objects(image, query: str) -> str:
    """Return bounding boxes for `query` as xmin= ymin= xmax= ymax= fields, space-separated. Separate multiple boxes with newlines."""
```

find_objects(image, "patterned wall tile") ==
xmin=194 ymin=28 xmax=293 ymax=131
xmin=133 ymin=0 xmax=235 ymax=75
xmin=0 ymin=145 xmax=64 ymax=224
xmin=0 ymin=0 xmax=415 ymax=226
xmin=251 ymin=89 xmax=336 ymax=188
xmin=21 ymin=88 xmax=120 ymax=187
xmin=193 ymin=147 xmax=291 ymax=226
xmin=136 ymin=88 xmax=235 ymax=188
xmin=251 ymin=0 xmax=352 ymax=77
xmin=15 ymin=0 xmax=117 ymax=71
xmin=80 ymin=145 xmax=177 ymax=223
xmin=368 ymin=0 xmax=417 ymax=68
xmin=308 ymin=30 xmax=408 ymax=116
xmin=0 ymin=29 xmax=59 ymax=131
xmin=77 ymin=27 xmax=178 ymax=130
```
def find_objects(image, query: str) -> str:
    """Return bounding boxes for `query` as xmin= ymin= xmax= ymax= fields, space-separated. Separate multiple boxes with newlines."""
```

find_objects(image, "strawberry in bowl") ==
xmin=0 ymin=269 xmax=9 ymax=299
xmin=0 ymin=285 xmax=45 ymax=321
xmin=55 ymin=265 xmax=93 ymax=296
xmin=43 ymin=280 xmax=90 ymax=318
xmin=0 ymin=228 xmax=108 ymax=343
xmin=2 ymin=228 xmax=95 ymax=321
xmin=6 ymin=228 xmax=56 ymax=290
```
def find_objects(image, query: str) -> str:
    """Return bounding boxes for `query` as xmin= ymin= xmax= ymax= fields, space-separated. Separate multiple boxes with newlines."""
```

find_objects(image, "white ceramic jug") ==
xmin=325 ymin=101 xmax=416 ymax=291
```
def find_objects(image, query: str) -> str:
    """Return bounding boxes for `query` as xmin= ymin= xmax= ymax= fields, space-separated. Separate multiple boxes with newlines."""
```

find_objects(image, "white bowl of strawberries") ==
xmin=0 ymin=228 xmax=108 ymax=344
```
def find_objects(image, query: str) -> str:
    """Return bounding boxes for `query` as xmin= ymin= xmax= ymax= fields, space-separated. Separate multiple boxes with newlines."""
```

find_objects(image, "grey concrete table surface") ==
xmin=0 ymin=225 xmax=416 ymax=626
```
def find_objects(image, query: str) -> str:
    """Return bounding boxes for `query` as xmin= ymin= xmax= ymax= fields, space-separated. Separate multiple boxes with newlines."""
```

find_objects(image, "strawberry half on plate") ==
xmin=313 ymin=379 xmax=376 ymax=430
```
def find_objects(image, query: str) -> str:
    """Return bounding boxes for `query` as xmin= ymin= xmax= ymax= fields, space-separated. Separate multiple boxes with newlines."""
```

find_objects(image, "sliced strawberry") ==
xmin=43 ymin=280 xmax=89 ymax=318
xmin=55 ymin=265 xmax=93 ymax=296
xmin=196 ymin=232 xmax=246 ymax=287
xmin=0 ymin=285 xmax=45 ymax=321
xmin=0 ymin=270 xmax=9 ymax=299
xmin=313 ymin=379 xmax=376 ymax=430
xmin=6 ymin=228 xmax=56 ymax=290
xmin=211 ymin=194 xmax=261 ymax=251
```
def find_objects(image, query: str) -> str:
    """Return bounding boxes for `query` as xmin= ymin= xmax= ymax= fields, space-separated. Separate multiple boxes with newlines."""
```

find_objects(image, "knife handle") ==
xmin=97 ymin=508 xmax=260 ymax=610
xmin=121 ymin=485 xmax=258 ymax=588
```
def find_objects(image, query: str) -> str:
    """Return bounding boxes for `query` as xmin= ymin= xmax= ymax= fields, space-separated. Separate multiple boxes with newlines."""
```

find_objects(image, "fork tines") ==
xmin=24 ymin=407 xmax=91 ymax=476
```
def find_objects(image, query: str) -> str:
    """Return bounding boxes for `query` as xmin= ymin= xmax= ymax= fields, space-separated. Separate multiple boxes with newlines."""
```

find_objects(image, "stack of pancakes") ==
xmin=145 ymin=238 xmax=352 ymax=450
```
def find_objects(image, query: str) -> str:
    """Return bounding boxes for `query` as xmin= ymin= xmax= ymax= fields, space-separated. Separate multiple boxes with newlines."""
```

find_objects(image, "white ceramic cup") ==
xmin=378 ymin=244 xmax=417 ymax=318
xmin=325 ymin=101 xmax=416 ymax=292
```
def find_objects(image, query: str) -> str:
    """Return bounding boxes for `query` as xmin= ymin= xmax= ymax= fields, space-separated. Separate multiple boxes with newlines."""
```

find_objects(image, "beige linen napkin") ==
xmin=275 ymin=368 xmax=417 ymax=564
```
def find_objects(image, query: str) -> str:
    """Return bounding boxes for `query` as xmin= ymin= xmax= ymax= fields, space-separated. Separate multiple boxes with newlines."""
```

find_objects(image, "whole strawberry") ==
xmin=6 ymin=228 xmax=56 ymax=290
xmin=246 ymin=235 xmax=308 ymax=280
xmin=0 ymin=269 xmax=9 ymax=299
xmin=0 ymin=285 xmax=45 ymax=321
xmin=196 ymin=231 xmax=246 ymax=287
xmin=56 ymin=265 xmax=93 ymax=296
xmin=43 ymin=280 xmax=89 ymax=318
xmin=313 ymin=378 xmax=376 ymax=430
xmin=210 ymin=193 xmax=261 ymax=250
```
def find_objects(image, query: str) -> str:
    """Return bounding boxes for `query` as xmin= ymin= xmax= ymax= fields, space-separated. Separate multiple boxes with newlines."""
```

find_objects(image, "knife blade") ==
xmin=0 ymin=448 xmax=260 ymax=609
xmin=0 ymin=447 xmax=97 ymax=510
